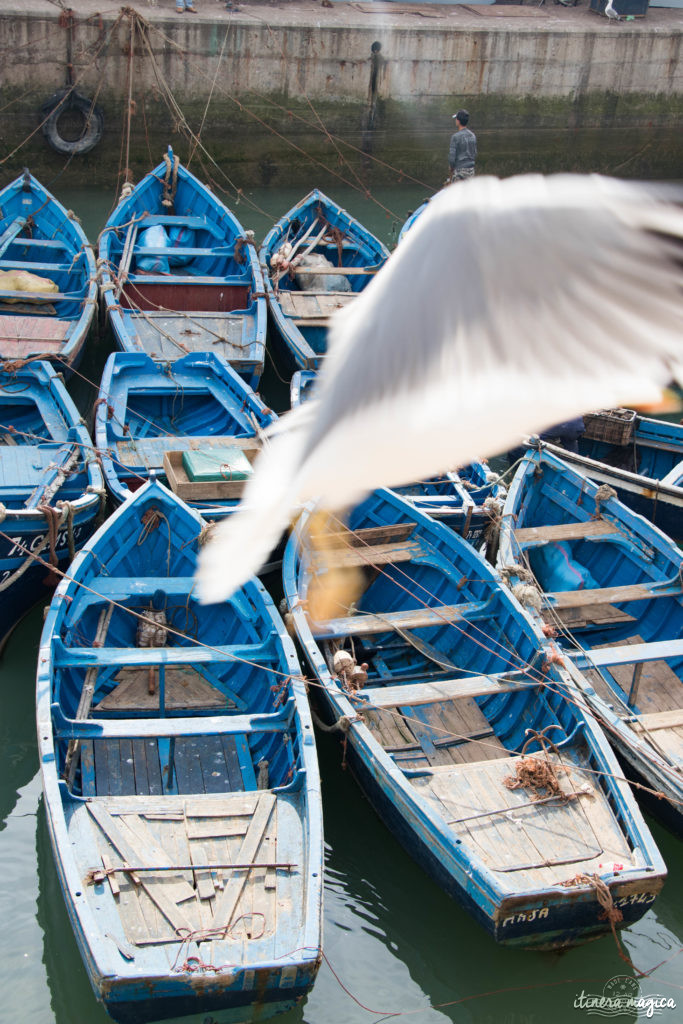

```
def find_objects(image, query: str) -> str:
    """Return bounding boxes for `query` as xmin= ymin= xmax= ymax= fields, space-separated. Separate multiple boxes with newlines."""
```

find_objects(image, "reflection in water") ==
xmin=310 ymin=730 xmax=683 ymax=1024
xmin=36 ymin=798 xmax=111 ymax=1024
xmin=0 ymin=605 xmax=46 ymax=831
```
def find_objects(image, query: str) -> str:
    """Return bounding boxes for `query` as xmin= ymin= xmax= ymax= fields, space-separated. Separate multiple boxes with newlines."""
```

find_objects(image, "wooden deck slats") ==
xmin=513 ymin=520 xmax=618 ymax=546
xmin=86 ymin=792 xmax=285 ymax=947
xmin=85 ymin=734 xmax=249 ymax=796
xmin=364 ymin=694 xmax=509 ymax=766
xmin=87 ymin=803 xmax=195 ymax=933
xmin=212 ymin=793 xmax=276 ymax=931
xmin=278 ymin=290 xmax=356 ymax=320
xmin=411 ymin=754 xmax=628 ymax=889
xmin=0 ymin=315 xmax=70 ymax=343
xmin=95 ymin=666 xmax=230 ymax=712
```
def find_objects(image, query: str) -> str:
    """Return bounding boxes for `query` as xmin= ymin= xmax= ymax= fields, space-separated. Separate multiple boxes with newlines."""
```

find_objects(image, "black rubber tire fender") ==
xmin=41 ymin=89 xmax=104 ymax=156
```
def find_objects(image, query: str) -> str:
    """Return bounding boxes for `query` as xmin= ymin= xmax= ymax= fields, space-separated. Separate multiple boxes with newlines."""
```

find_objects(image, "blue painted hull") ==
xmin=0 ymin=172 xmax=97 ymax=370
xmin=38 ymin=480 xmax=323 ymax=1024
xmin=99 ymin=150 xmax=267 ymax=389
xmin=284 ymin=488 xmax=664 ymax=950
xmin=95 ymin=351 xmax=276 ymax=518
xmin=0 ymin=361 xmax=103 ymax=648
xmin=540 ymin=415 xmax=683 ymax=542
xmin=499 ymin=445 xmax=683 ymax=834
xmin=259 ymin=190 xmax=389 ymax=372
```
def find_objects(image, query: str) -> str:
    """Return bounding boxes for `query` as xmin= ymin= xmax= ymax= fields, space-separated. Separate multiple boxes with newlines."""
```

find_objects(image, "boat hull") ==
xmin=284 ymin=488 xmax=665 ymax=950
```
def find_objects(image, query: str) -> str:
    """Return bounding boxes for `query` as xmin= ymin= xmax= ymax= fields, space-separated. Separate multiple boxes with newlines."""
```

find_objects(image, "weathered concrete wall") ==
xmin=0 ymin=0 xmax=681 ymax=186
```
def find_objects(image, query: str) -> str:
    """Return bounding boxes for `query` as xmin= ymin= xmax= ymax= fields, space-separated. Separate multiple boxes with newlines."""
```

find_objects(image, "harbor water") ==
xmin=1 ymin=179 xmax=682 ymax=1024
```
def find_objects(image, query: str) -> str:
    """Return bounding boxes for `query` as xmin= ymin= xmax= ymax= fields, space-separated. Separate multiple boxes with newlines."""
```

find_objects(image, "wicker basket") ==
xmin=582 ymin=408 xmax=636 ymax=446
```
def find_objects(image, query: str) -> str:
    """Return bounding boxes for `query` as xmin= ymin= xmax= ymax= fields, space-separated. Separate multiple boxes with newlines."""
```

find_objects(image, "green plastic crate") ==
xmin=181 ymin=445 xmax=253 ymax=483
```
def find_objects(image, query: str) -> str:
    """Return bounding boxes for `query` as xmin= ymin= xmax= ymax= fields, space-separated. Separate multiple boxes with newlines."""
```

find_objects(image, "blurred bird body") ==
xmin=196 ymin=174 xmax=683 ymax=604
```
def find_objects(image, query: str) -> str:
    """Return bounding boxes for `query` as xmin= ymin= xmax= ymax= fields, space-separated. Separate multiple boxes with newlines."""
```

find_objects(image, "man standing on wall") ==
xmin=448 ymin=110 xmax=477 ymax=182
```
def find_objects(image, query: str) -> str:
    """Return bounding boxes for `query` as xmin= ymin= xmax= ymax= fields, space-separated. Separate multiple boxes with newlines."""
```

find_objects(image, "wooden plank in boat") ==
xmin=190 ymin=842 xmax=216 ymax=901
xmin=95 ymin=666 xmax=228 ymax=712
xmin=631 ymin=708 xmax=683 ymax=731
xmin=277 ymin=290 xmax=355 ymax=319
xmin=422 ymin=758 xmax=603 ymax=872
xmin=363 ymin=705 xmax=419 ymax=756
xmin=542 ymin=604 xmax=636 ymax=630
xmin=513 ymin=520 xmax=618 ymax=546
xmin=399 ymin=704 xmax=452 ymax=767
xmin=311 ymin=539 xmax=423 ymax=571
xmin=0 ymin=316 xmax=69 ymax=344
xmin=118 ymin=813 xmax=197 ymax=904
xmin=360 ymin=673 xmax=536 ymax=708
xmin=200 ymin=735 xmax=237 ymax=794
xmin=130 ymin=314 xmax=250 ymax=362
xmin=87 ymin=803 xmax=195 ymax=933
xmin=186 ymin=818 xmax=249 ymax=840
xmin=547 ymin=583 xmax=678 ymax=609
xmin=221 ymin=735 xmax=246 ymax=791
xmin=212 ymin=793 xmax=276 ymax=930
xmin=314 ymin=523 xmax=416 ymax=548
xmin=435 ymin=698 xmax=508 ymax=764
xmin=584 ymin=635 xmax=683 ymax=715
xmin=313 ymin=599 xmax=490 ymax=639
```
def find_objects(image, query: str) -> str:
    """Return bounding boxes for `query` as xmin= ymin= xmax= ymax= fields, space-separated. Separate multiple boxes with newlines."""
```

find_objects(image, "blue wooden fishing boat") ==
xmin=290 ymin=368 xmax=503 ymax=543
xmin=99 ymin=149 xmax=266 ymax=389
xmin=259 ymin=190 xmax=389 ymax=371
xmin=37 ymin=478 xmax=323 ymax=1024
xmin=397 ymin=196 xmax=431 ymax=244
xmin=95 ymin=351 xmax=276 ymax=519
xmin=499 ymin=444 xmax=683 ymax=834
xmin=0 ymin=360 xmax=104 ymax=650
xmin=283 ymin=488 xmax=664 ymax=949
xmin=0 ymin=171 xmax=97 ymax=369
xmin=538 ymin=410 xmax=683 ymax=543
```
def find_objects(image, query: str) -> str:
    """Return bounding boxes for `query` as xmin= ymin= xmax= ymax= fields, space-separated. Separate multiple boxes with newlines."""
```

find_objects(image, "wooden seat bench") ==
xmin=309 ymin=523 xmax=423 ymax=572
xmin=357 ymin=672 xmax=536 ymax=709
xmin=513 ymin=519 xmax=618 ymax=547
xmin=312 ymin=597 xmax=494 ymax=640
xmin=546 ymin=581 xmax=682 ymax=610
xmin=631 ymin=708 xmax=683 ymax=732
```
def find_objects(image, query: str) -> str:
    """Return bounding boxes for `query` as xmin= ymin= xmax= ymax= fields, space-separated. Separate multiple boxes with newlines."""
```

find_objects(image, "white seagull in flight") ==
xmin=196 ymin=173 xmax=682 ymax=604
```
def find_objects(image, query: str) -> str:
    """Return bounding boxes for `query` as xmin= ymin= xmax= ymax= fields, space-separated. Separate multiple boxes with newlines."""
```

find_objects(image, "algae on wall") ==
xmin=0 ymin=3 xmax=681 ymax=188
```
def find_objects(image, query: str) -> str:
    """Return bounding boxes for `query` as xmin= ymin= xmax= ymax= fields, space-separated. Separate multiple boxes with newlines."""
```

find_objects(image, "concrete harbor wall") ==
xmin=0 ymin=0 xmax=681 ymax=187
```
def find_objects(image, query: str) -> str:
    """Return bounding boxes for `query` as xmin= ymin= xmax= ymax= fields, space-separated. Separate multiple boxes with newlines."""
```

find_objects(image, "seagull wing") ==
xmin=196 ymin=173 xmax=682 ymax=603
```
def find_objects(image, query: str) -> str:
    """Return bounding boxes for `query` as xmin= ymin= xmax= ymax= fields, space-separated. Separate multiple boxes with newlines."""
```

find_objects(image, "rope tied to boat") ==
xmin=38 ymin=502 xmax=62 ymax=583
xmin=161 ymin=151 xmax=179 ymax=211
xmin=172 ymin=914 xmax=267 ymax=974
xmin=594 ymin=483 xmax=617 ymax=517
xmin=511 ymin=582 xmax=543 ymax=611
xmin=332 ymin=649 xmax=368 ymax=692
xmin=198 ymin=521 xmax=216 ymax=546
xmin=503 ymin=726 xmax=575 ymax=802
xmin=56 ymin=499 xmax=75 ymax=561
xmin=270 ymin=676 xmax=291 ymax=708
xmin=559 ymin=871 xmax=647 ymax=974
